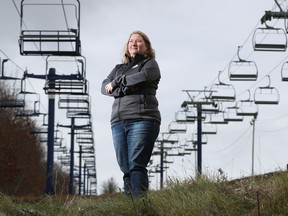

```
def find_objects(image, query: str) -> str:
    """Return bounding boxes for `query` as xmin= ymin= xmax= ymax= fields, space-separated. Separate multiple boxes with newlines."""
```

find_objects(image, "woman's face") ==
xmin=128 ymin=33 xmax=148 ymax=57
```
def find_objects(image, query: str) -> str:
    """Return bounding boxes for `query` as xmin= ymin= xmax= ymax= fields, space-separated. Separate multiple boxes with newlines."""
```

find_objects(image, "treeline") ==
xmin=0 ymin=82 xmax=69 ymax=196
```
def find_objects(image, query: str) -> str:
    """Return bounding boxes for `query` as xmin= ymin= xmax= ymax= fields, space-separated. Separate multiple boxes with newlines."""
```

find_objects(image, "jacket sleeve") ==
xmin=101 ymin=65 xmax=124 ymax=97
xmin=113 ymin=60 xmax=160 ymax=87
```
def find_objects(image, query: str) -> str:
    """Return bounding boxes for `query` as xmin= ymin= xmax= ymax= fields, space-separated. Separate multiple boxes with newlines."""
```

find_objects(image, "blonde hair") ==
xmin=122 ymin=31 xmax=156 ymax=64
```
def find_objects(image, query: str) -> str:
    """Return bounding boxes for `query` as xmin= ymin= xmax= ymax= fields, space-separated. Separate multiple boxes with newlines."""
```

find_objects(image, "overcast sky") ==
xmin=1 ymin=0 xmax=288 ymax=194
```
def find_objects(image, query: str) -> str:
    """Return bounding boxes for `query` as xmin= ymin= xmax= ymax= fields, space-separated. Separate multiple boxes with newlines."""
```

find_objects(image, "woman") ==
xmin=101 ymin=31 xmax=161 ymax=197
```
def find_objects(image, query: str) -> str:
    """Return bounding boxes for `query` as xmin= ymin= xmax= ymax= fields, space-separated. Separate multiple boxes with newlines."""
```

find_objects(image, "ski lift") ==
xmin=202 ymin=122 xmax=217 ymax=134
xmin=184 ymin=146 xmax=197 ymax=152
xmin=43 ymin=57 xmax=87 ymax=95
xmin=210 ymin=71 xmax=236 ymax=102
xmin=223 ymin=104 xmax=244 ymax=122
xmin=58 ymin=95 xmax=90 ymax=110
xmin=228 ymin=46 xmax=258 ymax=81
xmin=252 ymin=22 xmax=287 ymax=52
xmin=77 ymin=137 xmax=93 ymax=145
xmin=168 ymin=121 xmax=187 ymax=133
xmin=236 ymin=90 xmax=258 ymax=117
xmin=175 ymin=108 xmax=196 ymax=123
xmin=0 ymin=59 xmax=22 ymax=80
xmin=201 ymin=100 xmax=220 ymax=114
xmin=66 ymin=109 xmax=90 ymax=119
xmin=254 ymin=75 xmax=280 ymax=105
xmin=44 ymin=78 xmax=88 ymax=95
xmin=182 ymin=140 xmax=197 ymax=152
xmin=77 ymin=132 xmax=93 ymax=144
xmin=281 ymin=61 xmax=288 ymax=81
xmin=154 ymin=141 xmax=173 ymax=151
xmin=30 ymin=126 xmax=48 ymax=134
xmin=207 ymin=112 xmax=228 ymax=124
xmin=197 ymin=93 xmax=220 ymax=113
xmin=166 ymin=145 xmax=186 ymax=156
xmin=46 ymin=56 xmax=86 ymax=78
xmin=0 ymin=92 xmax=25 ymax=108
xmin=15 ymin=85 xmax=44 ymax=116
xmin=15 ymin=100 xmax=42 ymax=117
xmin=157 ymin=132 xmax=179 ymax=144
xmin=19 ymin=0 xmax=81 ymax=56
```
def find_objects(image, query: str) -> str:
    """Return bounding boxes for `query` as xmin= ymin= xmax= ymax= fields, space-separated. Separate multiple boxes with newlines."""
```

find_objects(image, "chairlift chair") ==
xmin=281 ymin=61 xmax=288 ymax=81
xmin=207 ymin=112 xmax=228 ymax=124
xmin=19 ymin=0 xmax=81 ymax=56
xmin=223 ymin=105 xmax=244 ymax=122
xmin=252 ymin=23 xmax=287 ymax=52
xmin=228 ymin=46 xmax=258 ymax=81
xmin=202 ymin=122 xmax=217 ymax=134
xmin=0 ymin=59 xmax=22 ymax=80
xmin=58 ymin=95 xmax=90 ymax=110
xmin=182 ymin=140 xmax=197 ymax=152
xmin=15 ymin=100 xmax=42 ymax=117
xmin=30 ymin=126 xmax=48 ymax=134
xmin=155 ymin=142 xmax=173 ymax=150
xmin=168 ymin=121 xmax=187 ymax=133
xmin=66 ymin=109 xmax=91 ymax=119
xmin=236 ymin=91 xmax=258 ymax=116
xmin=0 ymin=92 xmax=25 ymax=108
xmin=197 ymin=96 xmax=220 ymax=114
xmin=210 ymin=71 xmax=236 ymax=102
xmin=254 ymin=75 xmax=280 ymax=105
xmin=15 ymin=88 xmax=43 ymax=116
xmin=201 ymin=102 xmax=220 ymax=114
xmin=158 ymin=132 xmax=179 ymax=144
xmin=166 ymin=146 xmax=185 ymax=156
xmin=45 ymin=56 xmax=86 ymax=78
xmin=44 ymin=79 xmax=88 ymax=95
xmin=175 ymin=109 xmax=196 ymax=123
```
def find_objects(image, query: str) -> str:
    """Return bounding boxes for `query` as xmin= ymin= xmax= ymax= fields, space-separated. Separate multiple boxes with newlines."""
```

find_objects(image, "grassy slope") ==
xmin=1 ymin=171 xmax=288 ymax=216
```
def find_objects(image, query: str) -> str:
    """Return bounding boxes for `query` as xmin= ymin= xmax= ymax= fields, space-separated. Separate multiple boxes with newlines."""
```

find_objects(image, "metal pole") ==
xmin=78 ymin=145 xmax=82 ymax=195
xmin=251 ymin=115 xmax=257 ymax=176
xmin=69 ymin=117 xmax=75 ymax=194
xmin=83 ymin=163 xmax=86 ymax=195
xmin=45 ymin=68 xmax=56 ymax=195
xmin=160 ymin=141 xmax=164 ymax=189
xmin=197 ymin=103 xmax=202 ymax=176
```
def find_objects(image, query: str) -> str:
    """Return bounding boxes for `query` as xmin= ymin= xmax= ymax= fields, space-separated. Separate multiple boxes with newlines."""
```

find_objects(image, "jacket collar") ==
xmin=127 ymin=54 xmax=147 ymax=68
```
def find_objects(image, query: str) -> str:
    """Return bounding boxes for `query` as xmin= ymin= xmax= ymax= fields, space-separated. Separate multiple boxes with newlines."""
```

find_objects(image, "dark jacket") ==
xmin=101 ymin=54 xmax=161 ymax=124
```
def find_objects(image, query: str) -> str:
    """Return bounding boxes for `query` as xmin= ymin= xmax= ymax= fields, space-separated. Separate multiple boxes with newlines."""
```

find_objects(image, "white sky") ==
xmin=1 ymin=0 xmax=288 ymax=194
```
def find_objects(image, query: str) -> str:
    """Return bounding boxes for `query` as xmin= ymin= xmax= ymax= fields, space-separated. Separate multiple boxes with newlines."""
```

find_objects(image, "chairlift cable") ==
xmin=257 ymin=124 xmax=288 ymax=133
xmin=207 ymin=125 xmax=252 ymax=153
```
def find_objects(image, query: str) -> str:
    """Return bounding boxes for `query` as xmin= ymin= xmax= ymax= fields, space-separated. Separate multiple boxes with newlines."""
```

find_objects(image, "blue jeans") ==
xmin=111 ymin=119 xmax=160 ymax=196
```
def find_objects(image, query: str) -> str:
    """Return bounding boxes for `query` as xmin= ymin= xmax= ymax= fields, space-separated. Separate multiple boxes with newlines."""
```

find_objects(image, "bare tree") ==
xmin=0 ymin=84 xmax=70 ymax=196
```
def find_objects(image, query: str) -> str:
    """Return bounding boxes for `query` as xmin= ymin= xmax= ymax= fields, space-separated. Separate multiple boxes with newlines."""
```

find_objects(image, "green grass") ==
xmin=1 ymin=171 xmax=288 ymax=215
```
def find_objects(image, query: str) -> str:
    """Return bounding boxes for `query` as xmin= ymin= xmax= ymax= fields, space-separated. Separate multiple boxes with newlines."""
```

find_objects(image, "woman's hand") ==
xmin=105 ymin=83 xmax=113 ymax=94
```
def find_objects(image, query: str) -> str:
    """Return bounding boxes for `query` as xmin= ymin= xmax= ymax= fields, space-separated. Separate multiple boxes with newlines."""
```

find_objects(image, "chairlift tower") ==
xmin=181 ymin=90 xmax=218 ymax=176
xmin=155 ymin=132 xmax=178 ymax=189
xmin=57 ymin=119 xmax=91 ymax=195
